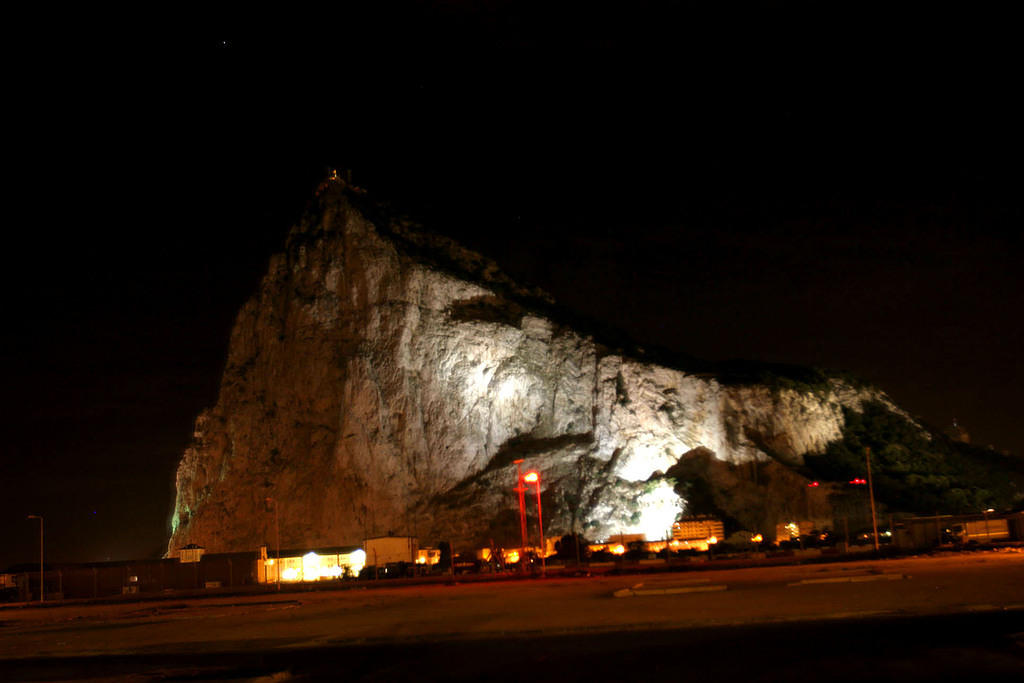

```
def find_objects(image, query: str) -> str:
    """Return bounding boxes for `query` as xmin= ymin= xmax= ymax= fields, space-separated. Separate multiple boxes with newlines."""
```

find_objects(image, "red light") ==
xmin=523 ymin=471 xmax=539 ymax=484
xmin=849 ymin=478 xmax=866 ymax=485
xmin=807 ymin=481 xmax=819 ymax=487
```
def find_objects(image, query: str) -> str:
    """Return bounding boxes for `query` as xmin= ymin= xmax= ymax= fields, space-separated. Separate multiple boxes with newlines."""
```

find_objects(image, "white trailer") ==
xmin=364 ymin=536 xmax=419 ymax=567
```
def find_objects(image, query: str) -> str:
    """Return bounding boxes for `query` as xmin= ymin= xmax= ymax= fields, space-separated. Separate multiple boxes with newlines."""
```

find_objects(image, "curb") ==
xmin=614 ymin=584 xmax=728 ymax=598
xmin=787 ymin=573 xmax=907 ymax=586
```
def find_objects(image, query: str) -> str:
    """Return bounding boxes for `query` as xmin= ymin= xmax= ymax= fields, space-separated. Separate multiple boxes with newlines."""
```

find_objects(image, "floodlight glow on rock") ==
xmin=634 ymin=479 xmax=685 ymax=541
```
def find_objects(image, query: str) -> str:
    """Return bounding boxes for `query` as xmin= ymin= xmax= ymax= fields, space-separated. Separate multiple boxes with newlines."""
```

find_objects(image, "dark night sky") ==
xmin=3 ymin=4 xmax=1021 ymax=570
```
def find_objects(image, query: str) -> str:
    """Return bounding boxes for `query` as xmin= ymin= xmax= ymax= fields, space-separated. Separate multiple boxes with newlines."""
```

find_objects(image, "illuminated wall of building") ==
xmin=672 ymin=517 xmax=724 ymax=543
xmin=260 ymin=548 xmax=366 ymax=584
xmin=416 ymin=548 xmax=441 ymax=565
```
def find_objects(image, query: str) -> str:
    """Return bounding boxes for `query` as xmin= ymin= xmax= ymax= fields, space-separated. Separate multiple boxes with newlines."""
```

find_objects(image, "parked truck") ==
xmin=950 ymin=518 xmax=1010 ymax=543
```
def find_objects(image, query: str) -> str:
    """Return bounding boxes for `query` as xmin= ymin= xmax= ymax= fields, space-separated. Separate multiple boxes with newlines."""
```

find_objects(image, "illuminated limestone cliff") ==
xmin=167 ymin=180 xmax=904 ymax=554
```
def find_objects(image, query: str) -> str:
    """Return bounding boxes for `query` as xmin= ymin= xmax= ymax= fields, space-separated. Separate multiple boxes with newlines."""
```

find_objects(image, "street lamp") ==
xmin=26 ymin=515 xmax=43 ymax=603
xmin=513 ymin=459 xmax=528 ymax=561
xmin=864 ymin=448 xmax=881 ymax=552
xmin=265 ymin=498 xmax=281 ymax=591
xmin=523 ymin=471 xmax=545 ymax=576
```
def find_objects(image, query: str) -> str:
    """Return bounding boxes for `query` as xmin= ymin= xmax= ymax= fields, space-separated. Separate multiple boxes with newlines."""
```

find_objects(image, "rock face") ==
xmin=167 ymin=181 xmax=904 ymax=554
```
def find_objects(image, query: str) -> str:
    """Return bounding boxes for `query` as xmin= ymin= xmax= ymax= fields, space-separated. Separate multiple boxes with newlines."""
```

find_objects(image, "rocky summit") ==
xmin=167 ymin=178 xmax=904 ymax=555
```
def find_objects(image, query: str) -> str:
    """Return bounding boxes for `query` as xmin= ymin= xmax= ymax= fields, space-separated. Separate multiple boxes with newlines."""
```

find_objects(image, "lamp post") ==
xmin=27 ymin=515 xmax=43 ymax=603
xmin=265 ymin=498 xmax=281 ymax=591
xmin=983 ymin=508 xmax=994 ymax=542
xmin=512 ymin=458 xmax=528 ymax=573
xmin=513 ymin=459 xmax=528 ymax=555
xmin=865 ymin=447 xmax=880 ymax=552
xmin=523 ymin=471 xmax=545 ymax=577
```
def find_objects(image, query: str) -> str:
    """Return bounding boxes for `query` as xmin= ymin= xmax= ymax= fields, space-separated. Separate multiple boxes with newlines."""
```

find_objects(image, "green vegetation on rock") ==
xmin=805 ymin=401 xmax=1024 ymax=514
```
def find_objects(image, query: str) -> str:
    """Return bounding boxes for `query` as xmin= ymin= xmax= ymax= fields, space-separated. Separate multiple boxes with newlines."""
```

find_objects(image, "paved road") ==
xmin=1 ymin=552 xmax=1022 ymax=680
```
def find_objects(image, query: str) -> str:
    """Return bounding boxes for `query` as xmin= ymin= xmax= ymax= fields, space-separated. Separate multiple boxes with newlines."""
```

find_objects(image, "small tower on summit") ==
xmin=948 ymin=418 xmax=970 ymax=444
xmin=317 ymin=168 xmax=364 ymax=196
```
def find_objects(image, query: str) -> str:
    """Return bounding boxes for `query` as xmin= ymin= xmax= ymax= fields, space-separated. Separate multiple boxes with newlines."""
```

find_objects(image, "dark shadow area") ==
xmin=487 ymin=433 xmax=596 ymax=474
xmin=448 ymin=295 xmax=526 ymax=328
xmin=2 ymin=610 xmax=1022 ymax=681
